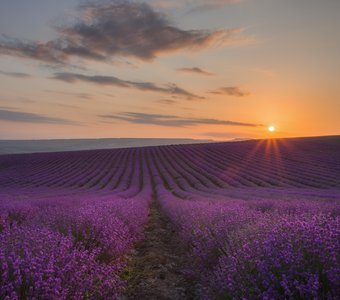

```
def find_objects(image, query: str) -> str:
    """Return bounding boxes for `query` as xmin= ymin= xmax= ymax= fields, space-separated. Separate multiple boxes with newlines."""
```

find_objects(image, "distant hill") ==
xmin=0 ymin=138 xmax=213 ymax=155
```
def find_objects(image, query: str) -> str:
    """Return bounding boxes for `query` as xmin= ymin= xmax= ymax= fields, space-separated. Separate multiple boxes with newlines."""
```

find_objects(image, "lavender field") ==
xmin=0 ymin=136 xmax=339 ymax=299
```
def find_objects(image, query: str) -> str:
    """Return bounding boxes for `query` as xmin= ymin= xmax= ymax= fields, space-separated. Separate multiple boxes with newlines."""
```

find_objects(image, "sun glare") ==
xmin=268 ymin=125 xmax=276 ymax=132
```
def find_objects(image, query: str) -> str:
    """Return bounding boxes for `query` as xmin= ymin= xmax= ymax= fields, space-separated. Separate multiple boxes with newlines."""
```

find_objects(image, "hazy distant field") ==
xmin=0 ymin=138 xmax=213 ymax=154
xmin=0 ymin=136 xmax=339 ymax=299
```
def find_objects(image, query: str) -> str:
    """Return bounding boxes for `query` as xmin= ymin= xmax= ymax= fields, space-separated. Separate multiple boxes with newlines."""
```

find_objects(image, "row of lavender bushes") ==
xmin=0 ymin=189 xmax=151 ymax=299
xmin=159 ymin=189 xmax=340 ymax=299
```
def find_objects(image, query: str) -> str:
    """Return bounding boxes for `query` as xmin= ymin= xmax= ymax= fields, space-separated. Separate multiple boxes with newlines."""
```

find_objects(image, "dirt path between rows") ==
xmin=122 ymin=197 xmax=196 ymax=300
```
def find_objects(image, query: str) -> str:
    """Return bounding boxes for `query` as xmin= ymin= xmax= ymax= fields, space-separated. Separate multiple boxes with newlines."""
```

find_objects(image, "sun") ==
xmin=268 ymin=125 xmax=276 ymax=132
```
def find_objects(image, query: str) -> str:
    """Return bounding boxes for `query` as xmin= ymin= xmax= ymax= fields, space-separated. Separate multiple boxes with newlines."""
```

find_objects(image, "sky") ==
xmin=0 ymin=0 xmax=339 ymax=140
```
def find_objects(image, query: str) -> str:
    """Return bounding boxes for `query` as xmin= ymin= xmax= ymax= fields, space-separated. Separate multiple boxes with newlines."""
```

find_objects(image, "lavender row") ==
xmin=0 ymin=188 xmax=151 ymax=299
xmin=158 ymin=189 xmax=340 ymax=299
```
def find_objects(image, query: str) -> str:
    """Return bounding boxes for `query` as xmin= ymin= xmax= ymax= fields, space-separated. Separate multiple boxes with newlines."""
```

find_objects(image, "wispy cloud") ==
xmin=156 ymin=99 xmax=178 ymax=105
xmin=0 ymin=70 xmax=32 ymax=78
xmin=53 ymin=103 xmax=80 ymax=109
xmin=0 ymin=109 xmax=76 ymax=124
xmin=151 ymin=0 xmax=240 ymax=12
xmin=185 ymin=0 xmax=241 ymax=14
xmin=44 ymin=90 xmax=93 ymax=100
xmin=0 ymin=1 xmax=251 ymax=65
xmin=52 ymin=72 xmax=203 ymax=100
xmin=0 ymin=106 xmax=17 ymax=110
xmin=177 ymin=67 xmax=214 ymax=76
xmin=100 ymin=112 xmax=262 ymax=127
xmin=16 ymin=98 xmax=36 ymax=104
xmin=210 ymin=86 xmax=250 ymax=97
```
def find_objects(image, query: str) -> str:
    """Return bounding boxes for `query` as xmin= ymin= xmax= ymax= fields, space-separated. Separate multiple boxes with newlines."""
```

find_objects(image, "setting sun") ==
xmin=268 ymin=126 xmax=276 ymax=132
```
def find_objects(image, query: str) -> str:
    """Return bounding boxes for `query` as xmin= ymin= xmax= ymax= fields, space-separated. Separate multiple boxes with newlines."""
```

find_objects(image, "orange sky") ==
xmin=0 ymin=0 xmax=339 ymax=140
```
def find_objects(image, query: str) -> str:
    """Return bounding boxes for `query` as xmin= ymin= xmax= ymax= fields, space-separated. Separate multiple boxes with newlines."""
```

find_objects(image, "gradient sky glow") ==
xmin=1 ymin=0 xmax=340 ymax=140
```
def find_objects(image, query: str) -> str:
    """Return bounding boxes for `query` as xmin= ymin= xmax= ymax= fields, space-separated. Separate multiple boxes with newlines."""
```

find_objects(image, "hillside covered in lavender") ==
xmin=0 ymin=136 xmax=339 ymax=299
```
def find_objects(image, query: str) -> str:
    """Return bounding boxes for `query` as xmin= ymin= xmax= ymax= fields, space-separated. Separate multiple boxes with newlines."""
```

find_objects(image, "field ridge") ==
xmin=123 ymin=197 xmax=194 ymax=299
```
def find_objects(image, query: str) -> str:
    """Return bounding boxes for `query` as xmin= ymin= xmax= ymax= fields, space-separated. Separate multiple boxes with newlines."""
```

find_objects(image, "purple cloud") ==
xmin=52 ymin=72 xmax=204 ymax=100
xmin=210 ymin=86 xmax=250 ymax=97
xmin=0 ymin=1 xmax=251 ymax=65
xmin=100 ymin=112 xmax=262 ymax=127
xmin=177 ymin=67 xmax=214 ymax=76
